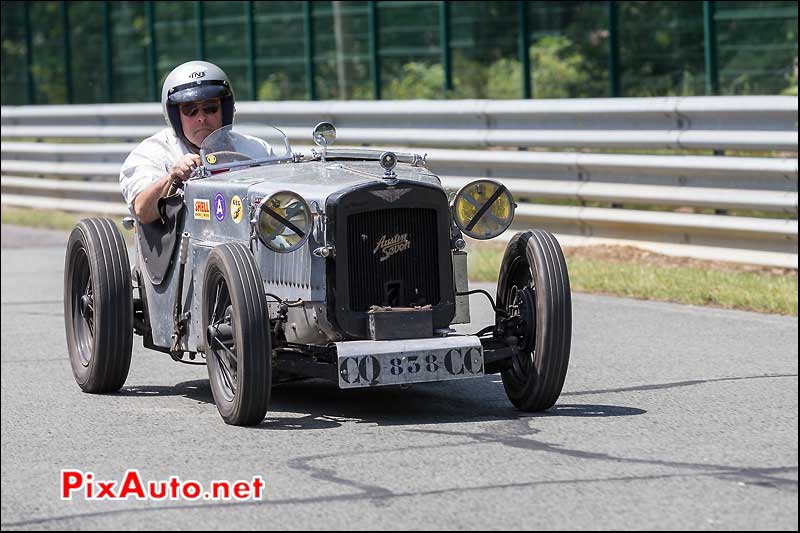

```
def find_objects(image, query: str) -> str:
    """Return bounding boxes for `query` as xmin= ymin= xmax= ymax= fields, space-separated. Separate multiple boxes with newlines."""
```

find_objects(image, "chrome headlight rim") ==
xmin=255 ymin=190 xmax=313 ymax=253
xmin=451 ymin=179 xmax=515 ymax=240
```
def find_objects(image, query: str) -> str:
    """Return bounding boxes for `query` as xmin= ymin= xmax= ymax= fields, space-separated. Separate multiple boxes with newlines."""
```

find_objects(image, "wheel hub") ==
xmin=509 ymin=285 xmax=536 ymax=354
xmin=79 ymin=294 xmax=93 ymax=320
xmin=207 ymin=322 xmax=233 ymax=345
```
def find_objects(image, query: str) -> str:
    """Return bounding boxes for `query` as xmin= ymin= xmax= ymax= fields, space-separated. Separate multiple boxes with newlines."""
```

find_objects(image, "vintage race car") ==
xmin=64 ymin=123 xmax=572 ymax=426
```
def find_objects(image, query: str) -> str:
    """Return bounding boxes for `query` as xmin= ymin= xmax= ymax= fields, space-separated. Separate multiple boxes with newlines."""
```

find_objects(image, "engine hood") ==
xmin=202 ymin=159 xmax=442 ymax=207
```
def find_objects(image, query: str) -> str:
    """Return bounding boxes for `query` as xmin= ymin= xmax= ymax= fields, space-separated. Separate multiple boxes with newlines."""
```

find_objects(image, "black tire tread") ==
xmin=497 ymin=229 xmax=571 ymax=411
xmin=64 ymin=218 xmax=133 ymax=393
xmin=204 ymin=243 xmax=270 ymax=426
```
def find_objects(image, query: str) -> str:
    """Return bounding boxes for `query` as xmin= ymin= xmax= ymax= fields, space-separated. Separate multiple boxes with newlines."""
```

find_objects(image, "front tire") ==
xmin=496 ymin=230 xmax=572 ymax=411
xmin=203 ymin=243 xmax=271 ymax=426
xmin=63 ymin=218 xmax=133 ymax=393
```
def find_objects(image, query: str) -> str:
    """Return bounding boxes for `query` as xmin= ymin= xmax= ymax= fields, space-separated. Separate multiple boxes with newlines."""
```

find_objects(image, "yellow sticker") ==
xmin=194 ymin=199 xmax=210 ymax=220
xmin=206 ymin=154 xmax=217 ymax=165
xmin=230 ymin=195 xmax=243 ymax=224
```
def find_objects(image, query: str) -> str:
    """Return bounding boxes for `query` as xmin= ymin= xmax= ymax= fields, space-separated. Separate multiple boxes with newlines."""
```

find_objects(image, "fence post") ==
xmin=304 ymin=1 xmax=316 ymax=100
xmin=195 ymin=1 xmax=206 ymax=61
xmin=102 ymin=2 xmax=114 ymax=102
xmin=703 ymin=1 xmax=720 ymax=95
xmin=368 ymin=1 xmax=381 ymax=100
xmin=245 ymin=1 xmax=257 ymax=100
xmin=23 ymin=2 xmax=35 ymax=105
xmin=518 ymin=1 xmax=531 ymax=99
xmin=61 ymin=1 xmax=74 ymax=104
xmin=608 ymin=0 xmax=621 ymax=97
xmin=440 ymin=1 xmax=452 ymax=96
xmin=145 ymin=1 xmax=158 ymax=102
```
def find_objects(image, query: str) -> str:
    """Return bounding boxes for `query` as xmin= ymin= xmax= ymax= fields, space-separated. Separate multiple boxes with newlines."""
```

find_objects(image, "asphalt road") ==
xmin=1 ymin=226 xmax=797 ymax=530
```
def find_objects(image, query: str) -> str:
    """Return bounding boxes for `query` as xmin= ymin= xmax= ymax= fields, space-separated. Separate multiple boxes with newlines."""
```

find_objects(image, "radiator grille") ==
xmin=346 ymin=208 xmax=440 ymax=311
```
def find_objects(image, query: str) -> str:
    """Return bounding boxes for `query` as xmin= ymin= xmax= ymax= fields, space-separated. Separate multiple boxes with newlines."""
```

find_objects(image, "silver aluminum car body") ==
xmin=65 ymin=122 xmax=571 ymax=425
xmin=134 ymin=141 xmax=467 ymax=357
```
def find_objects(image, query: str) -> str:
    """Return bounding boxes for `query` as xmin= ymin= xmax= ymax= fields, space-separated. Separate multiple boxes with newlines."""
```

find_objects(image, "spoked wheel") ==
xmin=203 ymin=243 xmax=271 ymax=426
xmin=64 ymin=219 xmax=133 ymax=393
xmin=207 ymin=295 xmax=237 ymax=402
xmin=496 ymin=230 xmax=572 ymax=411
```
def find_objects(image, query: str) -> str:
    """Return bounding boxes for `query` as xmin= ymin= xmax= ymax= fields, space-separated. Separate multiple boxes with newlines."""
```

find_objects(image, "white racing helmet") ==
xmin=161 ymin=60 xmax=235 ymax=148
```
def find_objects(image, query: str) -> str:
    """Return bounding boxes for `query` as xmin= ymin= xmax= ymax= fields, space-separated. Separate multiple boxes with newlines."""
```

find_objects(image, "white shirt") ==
xmin=119 ymin=127 xmax=193 ymax=213
xmin=119 ymin=127 xmax=276 ymax=214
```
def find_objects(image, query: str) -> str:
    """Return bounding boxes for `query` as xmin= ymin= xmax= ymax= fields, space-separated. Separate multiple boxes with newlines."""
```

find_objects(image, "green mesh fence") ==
xmin=379 ymin=1 xmax=442 ymax=99
xmin=28 ymin=2 xmax=69 ymax=104
xmin=527 ymin=1 xmax=609 ymax=98
xmin=68 ymin=2 xmax=106 ymax=103
xmin=1 ymin=0 xmax=797 ymax=105
xmin=253 ymin=2 xmax=308 ymax=101
xmin=620 ymin=1 xmax=706 ymax=96
xmin=311 ymin=1 xmax=371 ymax=100
xmin=0 ymin=1 xmax=28 ymax=105
xmin=110 ymin=2 xmax=149 ymax=103
xmin=716 ymin=1 xmax=798 ymax=95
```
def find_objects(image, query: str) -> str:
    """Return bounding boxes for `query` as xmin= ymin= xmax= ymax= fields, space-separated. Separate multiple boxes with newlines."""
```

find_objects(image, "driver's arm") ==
xmin=132 ymin=154 xmax=201 ymax=224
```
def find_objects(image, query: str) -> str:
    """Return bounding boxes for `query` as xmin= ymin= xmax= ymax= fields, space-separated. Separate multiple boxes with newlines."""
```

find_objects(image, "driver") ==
xmin=119 ymin=60 xmax=235 ymax=224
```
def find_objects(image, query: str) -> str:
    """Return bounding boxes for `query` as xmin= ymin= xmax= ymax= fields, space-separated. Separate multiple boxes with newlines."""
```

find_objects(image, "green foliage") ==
xmin=258 ymin=72 xmax=294 ymax=101
xmin=781 ymin=57 xmax=798 ymax=95
xmin=485 ymin=58 xmax=521 ymax=99
xmin=529 ymin=35 xmax=590 ymax=98
xmin=383 ymin=62 xmax=446 ymax=100
xmin=381 ymin=36 xmax=590 ymax=100
xmin=1 ymin=1 xmax=798 ymax=104
xmin=617 ymin=1 xmax=704 ymax=96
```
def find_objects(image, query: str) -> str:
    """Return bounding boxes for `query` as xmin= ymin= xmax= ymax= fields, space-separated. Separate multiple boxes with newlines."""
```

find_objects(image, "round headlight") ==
xmin=256 ymin=191 xmax=313 ymax=253
xmin=451 ymin=180 xmax=515 ymax=240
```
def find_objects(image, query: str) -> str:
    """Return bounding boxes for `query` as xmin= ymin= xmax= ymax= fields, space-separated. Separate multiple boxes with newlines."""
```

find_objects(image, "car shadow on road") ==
xmin=120 ymin=375 xmax=646 ymax=429
xmin=117 ymin=381 xmax=212 ymax=400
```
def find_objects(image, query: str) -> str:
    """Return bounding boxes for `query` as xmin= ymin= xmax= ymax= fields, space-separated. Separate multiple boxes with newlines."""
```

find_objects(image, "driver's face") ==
xmin=179 ymin=98 xmax=223 ymax=148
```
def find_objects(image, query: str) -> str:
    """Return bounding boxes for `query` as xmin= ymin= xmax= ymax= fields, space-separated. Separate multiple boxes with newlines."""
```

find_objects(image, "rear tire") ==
xmin=203 ymin=243 xmax=271 ymax=426
xmin=64 ymin=218 xmax=133 ymax=393
xmin=496 ymin=230 xmax=572 ymax=411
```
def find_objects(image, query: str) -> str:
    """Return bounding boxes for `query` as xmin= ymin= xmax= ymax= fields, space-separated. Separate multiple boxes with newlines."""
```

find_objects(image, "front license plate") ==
xmin=335 ymin=336 xmax=484 ymax=389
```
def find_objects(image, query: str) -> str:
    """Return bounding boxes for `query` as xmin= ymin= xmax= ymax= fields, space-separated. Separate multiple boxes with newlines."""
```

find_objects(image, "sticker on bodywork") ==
xmin=205 ymin=154 xmax=217 ymax=165
xmin=230 ymin=195 xmax=243 ymax=224
xmin=214 ymin=193 xmax=226 ymax=222
xmin=194 ymin=199 xmax=210 ymax=220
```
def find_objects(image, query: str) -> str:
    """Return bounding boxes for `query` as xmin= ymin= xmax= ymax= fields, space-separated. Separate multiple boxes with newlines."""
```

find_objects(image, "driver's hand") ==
xmin=168 ymin=154 xmax=201 ymax=184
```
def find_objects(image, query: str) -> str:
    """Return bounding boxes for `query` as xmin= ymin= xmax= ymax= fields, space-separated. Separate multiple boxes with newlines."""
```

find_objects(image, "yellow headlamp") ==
xmin=451 ymin=180 xmax=515 ymax=240
xmin=255 ymin=191 xmax=312 ymax=252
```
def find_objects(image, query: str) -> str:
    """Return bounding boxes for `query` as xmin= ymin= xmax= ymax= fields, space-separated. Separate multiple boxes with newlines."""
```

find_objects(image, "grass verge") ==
xmin=1 ymin=206 xmax=132 ymax=243
xmin=2 ymin=206 xmax=796 ymax=316
xmin=468 ymin=243 xmax=797 ymax=317
xmin=1 ymin=206 xmax=105 ymax=230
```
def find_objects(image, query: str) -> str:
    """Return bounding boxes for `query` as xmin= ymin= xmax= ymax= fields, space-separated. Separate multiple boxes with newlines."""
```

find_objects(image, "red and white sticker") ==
xmin=194 ymin=199 xmax=211 ymax=220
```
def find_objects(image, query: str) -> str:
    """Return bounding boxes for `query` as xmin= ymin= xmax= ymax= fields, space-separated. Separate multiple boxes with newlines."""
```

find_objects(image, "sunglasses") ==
xmin=179 ymin=101 xmax=220 ymax=117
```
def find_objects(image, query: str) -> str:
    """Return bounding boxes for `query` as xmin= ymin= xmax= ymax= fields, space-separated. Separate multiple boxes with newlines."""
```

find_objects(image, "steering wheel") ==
xmin=204 ymin=150 xmax=252 ymax=165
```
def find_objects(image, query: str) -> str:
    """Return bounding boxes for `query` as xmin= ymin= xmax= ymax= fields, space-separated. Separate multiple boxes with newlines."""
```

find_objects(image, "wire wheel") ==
xmin=503 ymin=271 xmax=537 ymax=387
xmin=495 ymin=230 xmax=572 ymax=412
xmin=206 ymin=277 xmax=238 ymax=402
xmin=69 ymin=245 xmax=94 ymax=367
xmin=202 ymin=243 xmax=271 ymax=426
xmin=63 ymin=219 xmax=133 ymax=393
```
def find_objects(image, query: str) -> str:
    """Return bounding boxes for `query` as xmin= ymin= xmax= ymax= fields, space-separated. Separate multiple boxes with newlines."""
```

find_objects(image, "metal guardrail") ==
xmin=1 ymin=97 xmax=798 ymax=267
xmin=2 ymin=96 xmax=798 ymax=150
